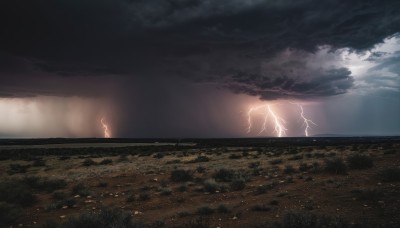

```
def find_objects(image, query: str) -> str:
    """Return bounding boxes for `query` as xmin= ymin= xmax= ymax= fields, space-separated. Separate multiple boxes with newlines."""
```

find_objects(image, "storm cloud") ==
xmin=0 ymin=0 xmax=400 ymax=99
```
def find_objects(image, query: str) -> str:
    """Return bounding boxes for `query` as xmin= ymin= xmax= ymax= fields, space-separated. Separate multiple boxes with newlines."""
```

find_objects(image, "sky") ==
xmin=0 ymin=0 xmax=399 ymax=138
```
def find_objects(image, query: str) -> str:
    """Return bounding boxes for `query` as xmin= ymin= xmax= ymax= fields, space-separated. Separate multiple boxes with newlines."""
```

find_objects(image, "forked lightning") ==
xmin=247 ymin=102 xmax=316 ymax=137
xmin=100 ymin=117 xmax=111 ymax=138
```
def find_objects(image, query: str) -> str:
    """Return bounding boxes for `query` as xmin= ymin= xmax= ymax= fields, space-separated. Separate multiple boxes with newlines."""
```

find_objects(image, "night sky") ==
xmin=0 ymin=0 xmax=399 ymax=138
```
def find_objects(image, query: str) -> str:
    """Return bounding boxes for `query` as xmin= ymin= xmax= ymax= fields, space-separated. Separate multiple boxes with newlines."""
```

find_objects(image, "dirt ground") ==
xmin=1 ymin=139 xmax=399 ymax=227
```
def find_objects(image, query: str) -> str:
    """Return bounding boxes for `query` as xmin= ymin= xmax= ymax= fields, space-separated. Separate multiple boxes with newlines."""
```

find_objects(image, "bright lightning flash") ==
xmin=246 ymin=102 xmax=316 ymax=137
xmin=267 ymin=105 xmax=287 ymax=137
xmin=292 ymin=103 xmax=317 ymax=137
xmin=100 ymin=118 xmax=111 ymax=138
xmin=247 ymin=104 xmax=287 ymax=137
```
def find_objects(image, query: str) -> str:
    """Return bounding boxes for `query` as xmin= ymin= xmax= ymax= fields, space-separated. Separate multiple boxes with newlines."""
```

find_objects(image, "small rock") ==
xmin=232 ymin=216 xmax=237 ymax=220
xmin=87 ymin=196 xmax=92 ymax=199
xmin=62 ymin=206 xmax=68 ymax=209
xmin=60 ymin=215 xmax=66 ymax=219
xmin=74 ymin=195 xmax=81 ymax=198
xmin=134 ymin=211 xmax=143 ymax=215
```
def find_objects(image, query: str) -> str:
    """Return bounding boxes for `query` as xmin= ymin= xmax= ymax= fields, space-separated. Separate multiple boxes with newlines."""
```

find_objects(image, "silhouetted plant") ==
xmin=347 ymin=154 xmax=373 ymax=169
xmin=170 ymin=169 xmax=193 ymax=182
xmin=324 ymin=158 xmax=347 ymax=175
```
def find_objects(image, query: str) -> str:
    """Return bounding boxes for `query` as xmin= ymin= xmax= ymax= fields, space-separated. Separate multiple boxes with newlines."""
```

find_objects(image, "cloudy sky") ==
xmin=0 ymin=0 xmax=399 ymax=138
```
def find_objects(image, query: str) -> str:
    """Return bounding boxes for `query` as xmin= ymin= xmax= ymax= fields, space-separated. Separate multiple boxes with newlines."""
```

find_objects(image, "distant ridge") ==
xmin=313 ymin=133 xmax=400 ymax=137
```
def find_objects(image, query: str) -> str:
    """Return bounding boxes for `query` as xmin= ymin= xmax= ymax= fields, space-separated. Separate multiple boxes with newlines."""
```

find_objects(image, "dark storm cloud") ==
xmin=227 ymin=67 xmax=353 ymax=100
xmin=0 ymin=0 xmax=400 ymax=99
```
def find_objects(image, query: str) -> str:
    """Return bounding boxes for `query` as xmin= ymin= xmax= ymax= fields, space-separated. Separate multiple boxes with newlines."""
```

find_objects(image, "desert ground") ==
xmin=0 ymin=137 xmax=399 ymax=228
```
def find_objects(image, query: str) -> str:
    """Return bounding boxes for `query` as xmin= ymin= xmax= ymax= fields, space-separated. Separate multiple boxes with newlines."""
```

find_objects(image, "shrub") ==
xmin=379 ymin=167 xmax=400 ymax=182
xmin=32 ymin=159 xmax=46 ymax=167
xmin=248 ymin=162 xmax=260 ymax=168
xmin=352 ymin=188 xmax=383 ymax=201
xmin=324 ymin=158 xmax=347 ymax=175
xmin=177 ymin=184 xmax=188 ymax=192
xmin=282 ymin=210 xmax=348 ymax=228
xmin=22 ymin=176 xmax=67 ymax=193
xmin=270 ymin=159 xmax=282 ymax=165
xmin=0 ymin=202 xmax=22 ymax=226
xmin=196 ymin=166 xmax=206 ymax=173
xmin=217 ymin=204 xmax=229 ymax=213
xmin=170 ymin=169 xmax=193 ymax=182
xmin=160 ymin=188 xmax=172 ymax=196
xmin=60 ymin=207 xmax=143 ymax=228
xmin=230 ymin=178 xmax=246 ymax=191
xmin=288 ymin=154 xmax=303 ymax=160
xmin=284 ymin=165 xmax=296 ymax=174
xmin=197 ymin=206 xmax=215 ymax=215
xmin=256 ymin=181 xmax=277 ymax=195
xmin=82 ymin=158 xmax=97 ymax=166
xmin=8 ymin=163 xmax=30 ymax=174
xmin=97 ymin=181 xmax=108 ymax=187
xmin=99 ymin=159 xmax=113 ymax=165
xmin=118 ymin=154 xmax=129 ymax=162
xmin=153 ymin=153 xmax=164 ymax=159
xmin=166 ymin=159 xmax=181 ymax=164
xmin=71 ymin=183 xmax=91 ymax=197
xmin=59 ymin=156 xmax=71 ymax=160
xmin=185 ymin=217 xmax=209 ymax=228
xmin=229 ymin=154 xmax=242 ymax=159
xmin=251 ymin=204 xmax=271 ymax=212
xmin=203 ymin=179 xmax=219 ymax=193
xmin=0 ymin=180 xmax=36 ymax=206
xmin=346 ymin=154 xmax=373 ymax=169
xmin=126 ymin=193 xmax=135 ymax=202
xmin=299 ymin=163 xmax=312 ymax=172
xmin=52 ymin=191 xmax=67 ymax=200
xmin=213 ymin=169 xmax=235 ymax=182
xmin=139 ymin=191 xmax=150 ymax=201
xmin=189 ymin=155 xmax=210 ymax=163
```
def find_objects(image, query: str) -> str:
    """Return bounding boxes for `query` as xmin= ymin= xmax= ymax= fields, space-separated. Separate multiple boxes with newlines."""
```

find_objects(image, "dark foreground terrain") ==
xmin=0 ymin=137 xmax=399 ymax=227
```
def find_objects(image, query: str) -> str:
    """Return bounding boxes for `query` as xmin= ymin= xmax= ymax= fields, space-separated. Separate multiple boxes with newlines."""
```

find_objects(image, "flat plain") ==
xmin=0 ymin=137 xmax=399 ymax=227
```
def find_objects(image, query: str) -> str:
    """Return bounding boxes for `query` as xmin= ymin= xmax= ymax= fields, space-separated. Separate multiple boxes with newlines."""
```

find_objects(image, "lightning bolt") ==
xmin=267 ymin=105 xmax=287 ymax=137
xmin=100 ymin=117 xmax=111 ymax=138
xmin=247 ymin=104 xmax=286 ymax=137
xmin=291 ymin=102 xmax=317 ymax=137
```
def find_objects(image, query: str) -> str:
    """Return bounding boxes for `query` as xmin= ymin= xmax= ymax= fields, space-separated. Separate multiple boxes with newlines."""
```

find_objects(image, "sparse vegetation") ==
xmin=170 ymin=169 xmax=193 ymax=182
xmin=0 ymin=138 xmax=398 ymax=227
xmin=71 ymin=183 xmax=91 ymax=197
xmin=0 ymin=202 xmax=22 ymax=226
xmin=270 ymin=159 xmax=283 ymax=165
xmin=8 ymin=163 xmax=30 ymax=174
xmin=0 ymin=180 xmax=37 ymax=206
xmin=82 ymin=158 xmax=97 ymax=166
xmin=99 ymin=158 xmax=113 ymax=165
xmin=47 ymin=207 xmax=143 ymax=228
xmin=347 ymin=154 xmax=373 ymax=169
xmin=197 ymin=206 xmax=215 ymax=215
xmin=282 ymin=210 xmax=348 ymax=228
xmin=188 ymin=155 xmax=210 ymax=163
xmin=324 ymin=158 xmax=347 ymax=174
xmin=379 ymin=167 xmax=400 ymax=182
